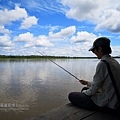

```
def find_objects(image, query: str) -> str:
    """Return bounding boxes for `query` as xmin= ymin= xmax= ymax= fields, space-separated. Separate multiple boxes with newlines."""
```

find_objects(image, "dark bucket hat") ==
xmin=89 ymin=37 xmax=110 ymax=51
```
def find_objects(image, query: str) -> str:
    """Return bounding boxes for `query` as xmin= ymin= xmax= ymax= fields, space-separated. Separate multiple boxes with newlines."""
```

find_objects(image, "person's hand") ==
xmin=79 ymin=80 xmax=88 ymax=85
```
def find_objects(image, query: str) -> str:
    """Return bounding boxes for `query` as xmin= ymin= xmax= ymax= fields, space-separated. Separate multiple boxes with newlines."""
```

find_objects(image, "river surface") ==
xmin=0 ymin=58 xmax=119 ymax=120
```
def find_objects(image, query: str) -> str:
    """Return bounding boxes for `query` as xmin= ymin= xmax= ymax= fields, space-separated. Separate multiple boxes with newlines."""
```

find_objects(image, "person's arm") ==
xmin=82 ymin=62 xmax=108 ymax=96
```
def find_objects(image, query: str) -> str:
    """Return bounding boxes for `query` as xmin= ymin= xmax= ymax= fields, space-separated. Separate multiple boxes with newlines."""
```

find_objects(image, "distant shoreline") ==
xmin=0 ymin=55 xmax=97 ymax=59
xmin=0 ymin=55 xmax=119 ymax=60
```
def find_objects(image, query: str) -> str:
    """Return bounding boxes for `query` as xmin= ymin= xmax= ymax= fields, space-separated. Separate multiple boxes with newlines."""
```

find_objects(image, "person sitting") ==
xmin=68 ymin=37 xmax=120 ymax=113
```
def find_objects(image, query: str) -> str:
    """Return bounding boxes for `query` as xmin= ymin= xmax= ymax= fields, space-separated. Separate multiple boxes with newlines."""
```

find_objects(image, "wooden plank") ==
xmin=28 ymin=104 xmax=96 ymax=120
xmin=28 ymin=104 xmax=119 ymax=120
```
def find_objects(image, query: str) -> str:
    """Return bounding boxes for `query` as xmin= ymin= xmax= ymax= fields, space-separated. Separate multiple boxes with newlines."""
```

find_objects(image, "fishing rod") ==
xmin=36 ymin=50 xmax=80 ymax=81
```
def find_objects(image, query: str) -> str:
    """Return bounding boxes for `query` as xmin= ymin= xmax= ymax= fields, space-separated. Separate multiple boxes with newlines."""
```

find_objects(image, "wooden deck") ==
xmin=28 ymin=104 xmax=119 ymax=120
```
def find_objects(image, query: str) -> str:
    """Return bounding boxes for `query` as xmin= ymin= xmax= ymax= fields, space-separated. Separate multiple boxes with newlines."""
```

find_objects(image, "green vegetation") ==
xmin=0 ymin=55 xmax=97 ymax=60
xmin=0 ymin=55 xmax=119 ymax=61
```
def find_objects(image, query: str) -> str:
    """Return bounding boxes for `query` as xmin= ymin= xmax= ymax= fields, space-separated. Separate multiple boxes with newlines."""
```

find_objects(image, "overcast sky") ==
xmin=0 ymin=0 xmax=120 ymax=57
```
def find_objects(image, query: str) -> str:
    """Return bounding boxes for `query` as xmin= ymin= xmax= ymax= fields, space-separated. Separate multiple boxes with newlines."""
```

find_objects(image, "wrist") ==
xmin=87 ymin=82 xmax=91 ymax=87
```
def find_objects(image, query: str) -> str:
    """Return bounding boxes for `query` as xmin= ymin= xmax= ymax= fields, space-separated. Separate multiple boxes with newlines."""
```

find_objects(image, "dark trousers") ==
xmin=68 ymin=92 xmax=98 ymax=110
xmin=68 ymin=87 xmax=117 ymax=113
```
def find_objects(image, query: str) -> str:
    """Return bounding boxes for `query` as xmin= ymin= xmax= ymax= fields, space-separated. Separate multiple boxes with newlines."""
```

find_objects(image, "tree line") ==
xmin=0 ymin=55 xmax=97 ymax=59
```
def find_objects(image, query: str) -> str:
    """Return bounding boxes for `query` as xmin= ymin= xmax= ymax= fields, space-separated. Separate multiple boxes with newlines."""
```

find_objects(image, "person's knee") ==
xmin=68 ymin=92 xmax=81 ymax=104
xmin=68 ymin=92 xmax=74 ymax=101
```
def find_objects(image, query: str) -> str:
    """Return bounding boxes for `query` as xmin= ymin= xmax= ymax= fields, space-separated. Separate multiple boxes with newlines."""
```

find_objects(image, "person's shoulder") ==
xmin=96 ymin=60 xmax=107 ymax=69
xmin=110 ymin=57 xmax=120 ymax=65
xmin=98 ymin=60 xmax=106 ymax=65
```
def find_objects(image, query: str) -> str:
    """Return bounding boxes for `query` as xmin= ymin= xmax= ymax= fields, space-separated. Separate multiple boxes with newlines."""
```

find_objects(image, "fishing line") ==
xmin=36 ymin=50 xmax=80 ymax=81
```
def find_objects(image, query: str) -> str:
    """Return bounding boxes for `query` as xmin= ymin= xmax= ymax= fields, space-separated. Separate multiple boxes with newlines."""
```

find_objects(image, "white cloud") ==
xmin=36 ymin=35 xmax=53 ymax=47
xmin=61 ymin=0 xmax=97 ymax=20
xmin=0 ymin=26 xmax=11 ymax=35
xmin=95 ymin=9 xmax=120 ymax=32
xmin=13 ymin=26 xmax=76 ymax=48
xmin=71 ymin=31 xmax=97 ymax=43
xmin=12 ymin=27 xmax=98 ymax=56
xmin=13 ymin=32 xmax=53 ymax=48
xmin=0 ymin=5 xmax=38 ymax=30
xmin=61 ymin=0 xmax=120 ymax=32
xmin=21 ymin=16 xmax=38 ymax=29
xmin=25 ymin=35 xmax=53 ymax=48
xmin=38 ymin=43 xmax=94 ymax=57
xmin=14 ymin=32 xmax=34 ymax=42
xmin=49 ymin=26 xmax=76 ymax=40
xmin=0 ymin=35 xmax=14 ymax=47
xmin=0 ymin=5 xmax=27 ymax=25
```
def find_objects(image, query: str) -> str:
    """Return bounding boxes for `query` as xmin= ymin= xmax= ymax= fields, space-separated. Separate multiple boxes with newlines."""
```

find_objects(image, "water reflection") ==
xmin=1 ymin=59 xmax=119 ymax=120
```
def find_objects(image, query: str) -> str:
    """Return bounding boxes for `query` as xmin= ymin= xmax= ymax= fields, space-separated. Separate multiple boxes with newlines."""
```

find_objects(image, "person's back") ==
xmin=108 ymin=57 xmax=120 ymax=108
